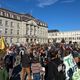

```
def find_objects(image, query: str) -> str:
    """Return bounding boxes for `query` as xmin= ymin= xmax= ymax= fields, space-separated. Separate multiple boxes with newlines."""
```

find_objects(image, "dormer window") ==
xmin=10 ymin=14 xmax=14 ymax=18
xmin=6 ymin=13 xmax=9 ymax=17
xmin=17 ymin=16 xmax=20 ymax=20
xmin=3 ymin=12 xmax=5 ymax=16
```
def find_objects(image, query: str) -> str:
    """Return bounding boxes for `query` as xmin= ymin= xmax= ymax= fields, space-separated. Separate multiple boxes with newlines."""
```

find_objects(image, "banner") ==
xmin=0 ymin=37 xmax=5 ymax=50
xmin=63 ymin=54 xmax=78 ymax=80
xmin=72 ymin=69 xmax=80 ymax=80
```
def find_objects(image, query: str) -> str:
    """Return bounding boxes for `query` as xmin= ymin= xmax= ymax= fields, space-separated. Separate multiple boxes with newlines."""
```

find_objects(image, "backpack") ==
xmin=5 ymin=55 xmax=11 ymax=65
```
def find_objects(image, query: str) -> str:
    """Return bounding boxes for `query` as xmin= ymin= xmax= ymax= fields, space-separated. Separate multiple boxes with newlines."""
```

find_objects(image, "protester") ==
xmin=31 ymin=57 xmax=42 ymax=80
xmin=4 ymin=46 xmax=16 ymax=80
xmin=0 ymin=58 xmax=9 ymax=80
xmin=40 ymin=48 xmax=46 ymax=67
xmin=45 ymin=48 xmax=66 ymax=80
xmin=60 ymin=39 xmax=66 ymax=60
xmin=20 ymin=46 xmax=31 ymax=80
xmin=1 ymin=39 xmax=80 ymax=80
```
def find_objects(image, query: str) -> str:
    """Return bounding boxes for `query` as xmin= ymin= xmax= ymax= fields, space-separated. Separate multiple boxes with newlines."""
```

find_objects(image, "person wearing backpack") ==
xmin=45 ymin=48 xmax=66 ymax=80
xmin=20 ymin=46 xmax=32 ymax=80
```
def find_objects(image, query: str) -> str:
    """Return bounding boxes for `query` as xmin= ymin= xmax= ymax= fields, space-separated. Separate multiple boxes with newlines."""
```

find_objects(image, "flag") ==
xmin=0 ymin=36 xmax=5 ymax=50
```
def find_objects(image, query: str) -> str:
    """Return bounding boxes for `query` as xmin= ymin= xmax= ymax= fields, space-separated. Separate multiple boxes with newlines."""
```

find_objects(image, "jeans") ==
xmin=33 ymin=73 xmax=40 ymax=80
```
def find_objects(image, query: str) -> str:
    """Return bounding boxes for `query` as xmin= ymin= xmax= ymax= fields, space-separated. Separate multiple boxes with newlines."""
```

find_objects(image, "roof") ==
xmin=0 ymin=8 xmax=48 ymax=27
xmin=48 ymin=30 xmax=59 ymax=32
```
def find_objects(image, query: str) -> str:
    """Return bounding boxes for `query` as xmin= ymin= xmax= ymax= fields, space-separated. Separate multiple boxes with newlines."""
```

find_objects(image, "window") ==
xmin=31 ymin=26 xmax=33 ymax=30
xmin=34 ymin=26 xmax=36 ymax=35
xmin=73 ymin=37 xmax=74 ymax=40
xmin=13 ymin=15 xmax=17 ymax=19
xmin=26 ymin=26 xmax=29 ymax=35
xmin=30 ymin=39 xmax=32 ymax=42
xmin=17 ymin=30 xmax=19 ymax=35
xmin=26 ymin=30 xmax=28 ymax=35
xmin=0 ymin=29 xmax=2 ymax=34
xmin=17 ymin=38 xmax=19 ymax=42
xmin=34 ymin=39 xmax=36 ymax=42
xmin=4 ymin=12 xmax=7 ymax=16
xmin=17 ymin=23 xmax=20 ymax=29
xmin=74 ymin=38 xmax=76 ymax=40
xmin=77 ymin=37 xmax=79 ymax=40
xmin=40 ymin=23 xmax=42 ymax=25
xmin=10 ymin=37 xmax=13 ymax=43
xmin=11 ymin=22 xmax=13 ymax=27
xmin=58 ymin=38 xmax=60 ymax=40
xmin=65 ymin=38 xmax=66 ymax=40
xmin=11 ymin=15 xmax=14 ymax=18
xmin=5 ymin=21 xmax=8 ymax=26
xmin=69 ymin=37 xmax=72 ymax=40
xmin=0 ymin=19 xmax=2 ymax=25
xmin=5 ymin=28 xmax=8 ymax=34
xmin=52 ymin=34 xmax=54 ymax=36
xmin=5 ymin=37 xmax=7 ymax=42
xmin=3 ymin=12 xmax=5 ymax=16
xmin=8 ymin=13 xmax=10 ymax=17
xmin=30 ymin=26 xmax=33 ymax=35
xmin=55 ymin=33 xmax=57 ymax=36
xmin=10 ymin=29 xmax=13 ymax=34
xmin=0 ymin=11 xmax=3 ymax=16
xmin=0 ymin=12 xmax=1 ymax=15
xmin=26 ymin=38 xmax=29 ymax=42
xmin=6 ymin=13 xmax=8 ymax=17
xmin=6 ymin=13 xmax=10 ymax=17
xmin=26 ymin=24 xmax=28 ymax=26
xmin=34 ymin=26 xmax=36 ymax=30
xmin=17 ymin=16 xmax=20 ymax=20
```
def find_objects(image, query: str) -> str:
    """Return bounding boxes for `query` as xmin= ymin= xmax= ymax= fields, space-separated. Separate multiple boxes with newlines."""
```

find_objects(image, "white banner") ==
xmin=63 ymin=54 xmax=78 ymax=80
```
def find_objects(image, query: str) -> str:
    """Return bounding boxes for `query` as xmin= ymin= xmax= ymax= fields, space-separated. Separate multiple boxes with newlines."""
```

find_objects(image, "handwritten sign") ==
xmin=63 ymin=54 xmax=78 ymax=80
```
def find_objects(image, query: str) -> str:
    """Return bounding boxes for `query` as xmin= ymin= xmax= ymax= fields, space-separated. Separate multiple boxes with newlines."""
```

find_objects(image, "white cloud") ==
xmin=61 ymin=0 xmax=76 ymax=3
xmin=37 ymin=0 xmax=59 ymax=8
xmin=37 ymin=0 xmax=76 ymax=8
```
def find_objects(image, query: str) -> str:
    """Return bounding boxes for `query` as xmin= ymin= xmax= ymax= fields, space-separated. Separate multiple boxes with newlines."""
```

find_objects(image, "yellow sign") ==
xmin=0 ymin=37 xmax=5 ymax=50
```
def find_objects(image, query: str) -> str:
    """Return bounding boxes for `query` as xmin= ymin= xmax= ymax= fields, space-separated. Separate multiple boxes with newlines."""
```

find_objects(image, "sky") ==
xmin=0 ymin=0 xmax=80 ymax=31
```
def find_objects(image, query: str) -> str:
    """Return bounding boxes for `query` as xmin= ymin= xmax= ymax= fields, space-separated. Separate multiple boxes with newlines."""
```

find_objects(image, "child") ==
xmin=0 ymin=58 xmax=9 ymax=80
xmin=31 ymin=58 xmax=42 ymax=80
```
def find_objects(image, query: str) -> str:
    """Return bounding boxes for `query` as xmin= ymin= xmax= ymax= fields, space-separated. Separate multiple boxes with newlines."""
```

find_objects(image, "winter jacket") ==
xmin=45 ymin=58 xmax=66 ymax=80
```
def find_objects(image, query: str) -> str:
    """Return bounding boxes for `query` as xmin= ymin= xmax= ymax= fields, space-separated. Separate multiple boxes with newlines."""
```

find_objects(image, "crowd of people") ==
xmin=0 ymin=39 xmax=80 ymax=80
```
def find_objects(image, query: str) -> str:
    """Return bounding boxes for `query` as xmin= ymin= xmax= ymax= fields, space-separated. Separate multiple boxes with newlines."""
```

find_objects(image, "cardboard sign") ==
xmin=63 ymin=54 xmax=78 ymax=80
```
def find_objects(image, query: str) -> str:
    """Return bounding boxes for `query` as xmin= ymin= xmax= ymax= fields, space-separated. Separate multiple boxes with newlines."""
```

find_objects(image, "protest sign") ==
xmin=63 ymin=54 xmax=78 ymax=80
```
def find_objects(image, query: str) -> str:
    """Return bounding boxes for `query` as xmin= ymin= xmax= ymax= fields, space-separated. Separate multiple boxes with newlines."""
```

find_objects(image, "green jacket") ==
xmin=0 ymin=68 xmax=8 ymax=80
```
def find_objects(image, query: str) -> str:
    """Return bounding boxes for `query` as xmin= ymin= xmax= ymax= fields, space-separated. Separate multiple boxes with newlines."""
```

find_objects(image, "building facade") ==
xmin=0 ymin=8 xmax=48 ymax=44
xmin=48 ymin=30 xmax=80 ymax=43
